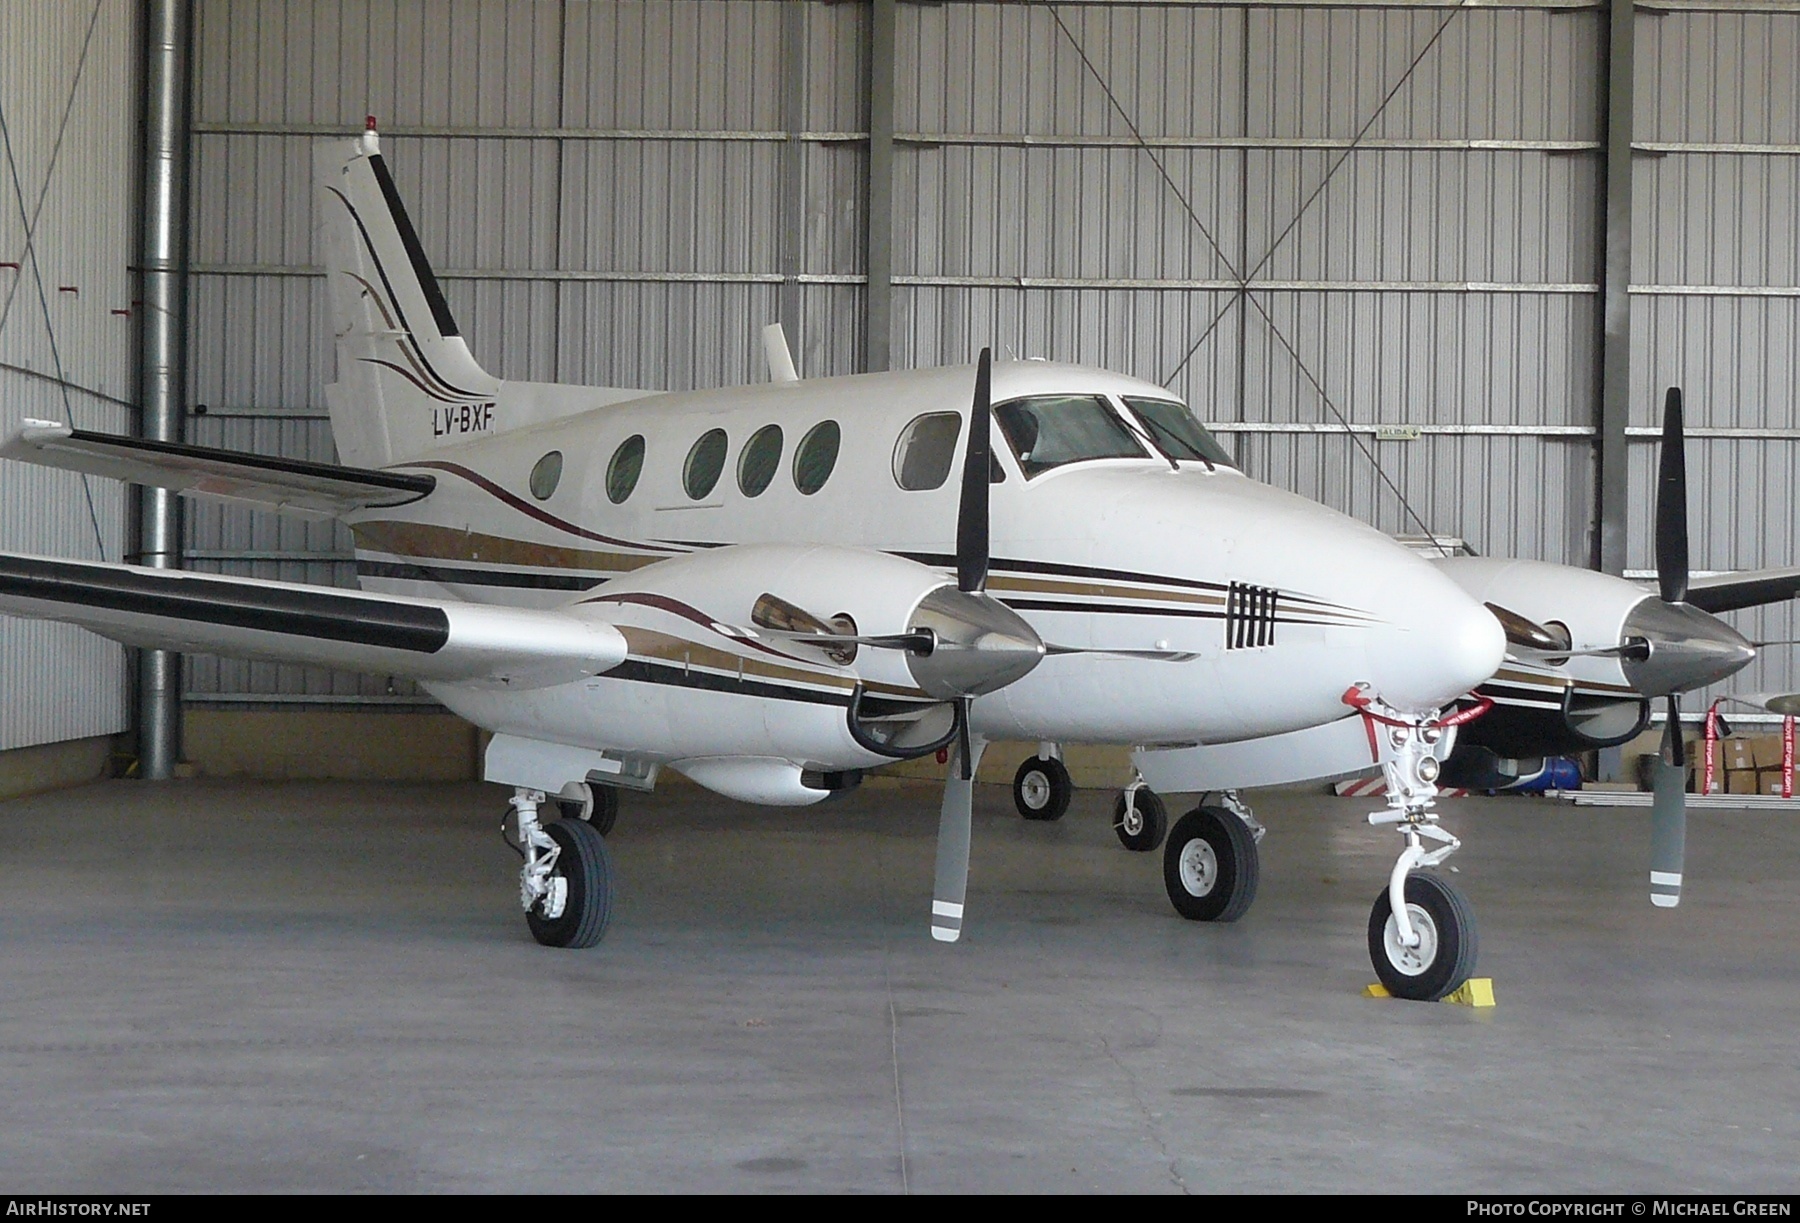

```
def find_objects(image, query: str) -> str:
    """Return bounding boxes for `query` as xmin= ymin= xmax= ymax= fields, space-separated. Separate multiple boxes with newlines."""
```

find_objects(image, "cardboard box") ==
xmin=1758 ymin=768 xmax=1795 ymax=797
xmin=1726 ymin=768 xmax=1760 ymax=795
xmin=1722 ymin=738 xmax=1757 ymax=771
xmin=1753 ymin=734 xmax=1791 ymax=770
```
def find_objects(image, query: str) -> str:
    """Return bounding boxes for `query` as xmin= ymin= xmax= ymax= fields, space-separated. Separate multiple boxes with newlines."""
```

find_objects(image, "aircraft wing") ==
xmin=0 ymin=419 xmax=433 ymax=517
xmin=0 ymin=552 xmax=624 ymax=689
xmin=1685 ymin=567 xmax=1800 ymax=615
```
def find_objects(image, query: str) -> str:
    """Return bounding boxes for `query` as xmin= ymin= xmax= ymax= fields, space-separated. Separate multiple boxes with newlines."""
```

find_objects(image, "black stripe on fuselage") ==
xmin=378 ymin=480 xmax=1367 ymax=623
xmin=900 ymin=551 xmax=1229 ymax=595
xmin=1003 ymin=598 xmax=1225 ymax=621
xmin=605 ymin=657 xmax=854 ymax=708
xmin=357 ymin=560 xmax=604 ymax=592
xmin=0 ymin=555 xmax=450 ymax=653
xmin=1000 ymin=596 xmax=1335 ymax=628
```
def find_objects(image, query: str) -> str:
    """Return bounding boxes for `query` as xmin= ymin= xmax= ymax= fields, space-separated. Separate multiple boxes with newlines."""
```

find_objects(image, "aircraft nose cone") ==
xmin=1369 ymin=566 xmax=1508 ymax=713
xmin=1621 ymin=598 xmax=1756 ymax=696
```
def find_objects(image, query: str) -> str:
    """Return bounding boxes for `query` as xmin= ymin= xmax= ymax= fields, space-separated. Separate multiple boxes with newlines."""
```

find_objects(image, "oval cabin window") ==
xmin=606 ymin=434 xmax=645 ymax=504
xmin=684 ymin=429 xmax=728 ymax=500
xmin=528 ymin=450 xmax=563 ymax=500
xmin=793 ymin=420 xmax=840 ymax=495
xmin=892 ymin=412 xmax=962 ymax=491
xmin=738 ymin=424 xmax=784 ymax=498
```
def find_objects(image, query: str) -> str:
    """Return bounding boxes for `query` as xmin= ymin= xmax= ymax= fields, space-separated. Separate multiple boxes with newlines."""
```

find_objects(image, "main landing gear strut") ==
xmin=1348 ymin=686 xmax=1488 ymax=1001
xmin=507 ymin=787 xmax=615 ymax=948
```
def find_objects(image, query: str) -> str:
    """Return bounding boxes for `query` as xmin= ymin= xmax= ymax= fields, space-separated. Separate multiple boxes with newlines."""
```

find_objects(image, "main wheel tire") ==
xmin=1112 ymin=788 xmax=1167 ymax=852
xmin=1367 ymin=873 xmax=1478 ymax=1002
xmin=1013 ymin=757 xmax=1072 ymax=822
xmin=525 ymin=819 xmax=615 ymax=949
xmin=1163 ymin=805 xmax=1259 ymax=922
xmin=585 ymin=786 xmax=620 ymax=835
xmin=555 ymin=784 xmax=620 ymax=835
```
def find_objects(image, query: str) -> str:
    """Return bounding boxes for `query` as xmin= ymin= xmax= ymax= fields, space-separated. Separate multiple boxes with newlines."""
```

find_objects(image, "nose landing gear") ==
xmin=1369 ymin=872 xmax=1477 ymax=1001
xmin=1346 ymin=686 xmax=1488 ymax=1001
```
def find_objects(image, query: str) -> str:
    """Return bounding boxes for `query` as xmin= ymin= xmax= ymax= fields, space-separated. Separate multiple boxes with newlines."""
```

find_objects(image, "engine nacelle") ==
xmin=1432 ymin=556 xmax=1655 ymax=757
xmin=447 ymin=543 xmax=988 ymax=808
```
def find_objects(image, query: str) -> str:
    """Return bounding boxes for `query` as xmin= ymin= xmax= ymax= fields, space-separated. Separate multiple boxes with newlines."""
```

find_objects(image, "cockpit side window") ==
xmin=893 ymin=412 xmax=963 ymax=491
xmin=993 ymin=395 xmax=1148 ymax=478
xmin=1121 ymin=397 xmax=1237 ymax=470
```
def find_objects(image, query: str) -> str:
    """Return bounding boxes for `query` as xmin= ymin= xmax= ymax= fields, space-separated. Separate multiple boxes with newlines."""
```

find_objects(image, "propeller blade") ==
xmin=1731 ymin=692 xmax=1800 ymax=717
xmin=1657 ymin=387 xmax=1690 ymax=605
xmin=1507 ymin=639 xmax=1651 ymax=663
xmin=1650 ymin=694 xmax=1686 ymax=909
xmin=930 ymin=713 xmax=983 ymax=943
xmin=957 ymin=349 xmax=993 ymax=595
xmin=1044 ymin=642 xmax=1198 ymax=662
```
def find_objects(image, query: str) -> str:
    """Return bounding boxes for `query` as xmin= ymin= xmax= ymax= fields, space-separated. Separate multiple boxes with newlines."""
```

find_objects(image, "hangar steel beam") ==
xmin=135 ymin=0 xmax=193 ymax=779
xmin=865 ymin=0 xmax=895 ymax=373
xmin=780 ymin=1 xmax=807 ymax=356
xmin=1596 ymin=0 xmax=1634 ymax=577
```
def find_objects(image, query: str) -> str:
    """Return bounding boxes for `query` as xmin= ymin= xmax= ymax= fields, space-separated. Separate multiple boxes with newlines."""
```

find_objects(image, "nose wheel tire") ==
xmin=1163 ymin=805 xmax=1259 ymax=922
xmin=525 ymin=819 xmax=616 ymax=949
xmin=1112 ymin=787 xmax=1167 ymax=852
xmin=1013 ymin=757 xmax=1072 ymax=822
xmin=1367 ymin=873 xmax=1477 ymax=1001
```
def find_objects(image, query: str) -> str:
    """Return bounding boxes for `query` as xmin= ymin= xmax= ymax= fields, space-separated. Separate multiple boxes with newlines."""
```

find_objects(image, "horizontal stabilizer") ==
xmin=1686 ymin=567 xmax=1800 ymax=615
xmin=1 ymin=420 xmax=433 ymax=517
xmin=0 ymin=552 xmax=625 ymax=689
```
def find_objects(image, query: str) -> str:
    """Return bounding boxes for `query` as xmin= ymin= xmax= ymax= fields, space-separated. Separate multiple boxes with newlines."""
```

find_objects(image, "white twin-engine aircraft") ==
xmin=4 ymin=128 xmax=1793 ymax=1000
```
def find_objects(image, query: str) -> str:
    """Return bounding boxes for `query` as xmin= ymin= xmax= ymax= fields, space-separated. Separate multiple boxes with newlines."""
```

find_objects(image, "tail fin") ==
xmin=316 ymin=124 xmax=499 ymax=467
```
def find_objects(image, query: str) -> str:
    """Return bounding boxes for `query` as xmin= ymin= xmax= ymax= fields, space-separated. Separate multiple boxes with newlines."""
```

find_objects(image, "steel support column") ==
xmin=778 ymin=0 xmax=807 ymax=365
xmin=865 ymin=0 xmax=895 ymax=372
xmin=1596 ymin=0 xmax=1634 ymax=576
xmin=135 ymin=0 xmax=191 ymax=779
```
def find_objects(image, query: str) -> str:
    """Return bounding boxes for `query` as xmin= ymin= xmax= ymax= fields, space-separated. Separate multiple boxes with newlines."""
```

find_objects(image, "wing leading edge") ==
xmin=1 ymin=420 xmax=433 ymax=518
xmin=0 ymin=552 xmax=625 ymax=689
xmin=1685 ymin=568 xmax=1800 ymax=615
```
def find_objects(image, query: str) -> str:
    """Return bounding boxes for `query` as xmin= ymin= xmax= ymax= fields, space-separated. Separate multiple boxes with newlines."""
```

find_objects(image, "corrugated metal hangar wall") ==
xmin=0 ymin=0 xmax=133 ymax=750
xmin=2 ymin=0 xmax=1798 ymax=746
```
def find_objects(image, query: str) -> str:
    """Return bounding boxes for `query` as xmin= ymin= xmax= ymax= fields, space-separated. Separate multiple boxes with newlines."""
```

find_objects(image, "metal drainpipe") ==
xmin=135 ymin=0 xmax=191 ymax=780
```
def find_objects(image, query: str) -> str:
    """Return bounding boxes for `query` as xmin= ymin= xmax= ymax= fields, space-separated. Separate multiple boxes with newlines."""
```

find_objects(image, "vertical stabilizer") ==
xmin=317 ymin=124 xmax=500 ymax=467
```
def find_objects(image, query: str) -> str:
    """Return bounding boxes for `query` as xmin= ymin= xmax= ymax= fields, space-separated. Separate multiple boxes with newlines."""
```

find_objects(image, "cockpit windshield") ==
xmin=993 ymin=395 xmax=1149 ymax=478
xmin=1120 ymin=397 xmax=1237 ymax=469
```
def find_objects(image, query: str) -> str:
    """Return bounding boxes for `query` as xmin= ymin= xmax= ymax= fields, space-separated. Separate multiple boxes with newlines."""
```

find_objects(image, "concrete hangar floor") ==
xmin=1 ymin=776 xmax=1797 ymax=1194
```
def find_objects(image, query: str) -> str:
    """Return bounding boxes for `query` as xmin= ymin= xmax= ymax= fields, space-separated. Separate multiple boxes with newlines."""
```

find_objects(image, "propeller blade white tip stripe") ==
xmin=1650 ymin=870 xmax=1683 ymax=886
xmin=931 ymin=899 xmax=964 ymax=919
xmin=1651 ymin=894 xmax=1681 ymax=908
xmin=930 ymin=925 xmax=962 ymax=942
